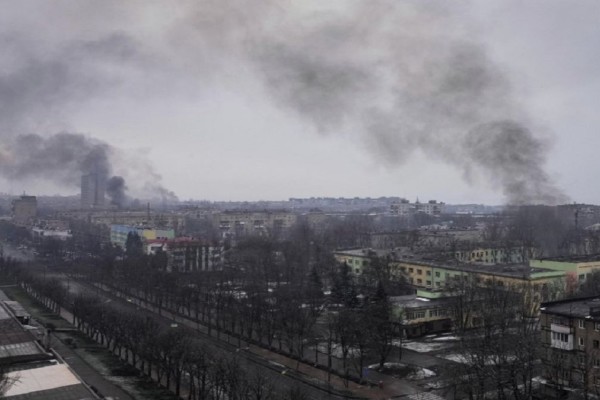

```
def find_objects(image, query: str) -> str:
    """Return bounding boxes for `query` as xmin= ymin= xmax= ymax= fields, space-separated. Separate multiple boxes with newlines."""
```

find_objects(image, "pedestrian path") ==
xmin=51 ymin=328 xmax=135 ymax=400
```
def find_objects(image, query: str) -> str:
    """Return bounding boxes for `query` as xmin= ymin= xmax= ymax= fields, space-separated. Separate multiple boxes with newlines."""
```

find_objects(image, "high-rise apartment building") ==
xmin=81 ymin=173 xmax=106 ymax=208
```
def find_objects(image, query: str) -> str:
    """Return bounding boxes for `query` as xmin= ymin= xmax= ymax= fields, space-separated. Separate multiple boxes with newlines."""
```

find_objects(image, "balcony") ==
xmin=551 ymin=323 xmax=573 ymax=334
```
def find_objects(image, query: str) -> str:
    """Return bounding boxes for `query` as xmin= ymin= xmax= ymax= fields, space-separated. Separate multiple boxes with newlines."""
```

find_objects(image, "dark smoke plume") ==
xmin=0 ymin=27 xmax=176 ymax=202
xmin=0 ymin=2 xmax=567 ymax=204
xmin=181 ymin=1 xmax=566 ymax=204
xmin=106 ymin=175 xmax=128 ymax=208
xmin=0 ymin=133 xmax=111 ymax=184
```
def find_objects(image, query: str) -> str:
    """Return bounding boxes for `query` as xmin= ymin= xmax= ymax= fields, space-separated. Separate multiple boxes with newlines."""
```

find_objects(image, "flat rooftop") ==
xmin=4 ymin=364 xmax=93 ymax=400
xmin=541 ymin=296 xmax=600 ymax=319
xmin=389 ymin=295 xmax=451 ymax=309
xmin=396 ymin=258 xmax=559 ymax=278
xmin=534 ymin=254 xmax=600 ymax=263
xmin=334 ymin=248 xmax=391 ymax=258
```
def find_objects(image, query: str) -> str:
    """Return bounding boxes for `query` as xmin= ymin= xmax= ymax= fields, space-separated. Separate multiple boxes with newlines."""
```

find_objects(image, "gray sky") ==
xmin=0 ymin=1 xmax=598 ymax=204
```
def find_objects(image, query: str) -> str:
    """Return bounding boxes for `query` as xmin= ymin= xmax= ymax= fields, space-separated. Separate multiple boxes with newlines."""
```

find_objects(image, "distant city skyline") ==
xmin=1 ymin=1 xmax=598 ymax=205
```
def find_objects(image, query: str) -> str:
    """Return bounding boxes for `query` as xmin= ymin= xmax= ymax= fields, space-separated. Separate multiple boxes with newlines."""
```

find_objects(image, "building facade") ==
xmin=146 ymin=237 xmax=223 ymax=272
xmin=214 ymin=210 xmax=297 ymax=237
xmin=110 ymin=224 xmax=175 ymax=248
xmin=81 ymin=172 xmax=106 ymax=208
xmin=11 ymin=195 xmax=37 ymax=225
xmin=540 ymin=296 xmax=600 ymax=395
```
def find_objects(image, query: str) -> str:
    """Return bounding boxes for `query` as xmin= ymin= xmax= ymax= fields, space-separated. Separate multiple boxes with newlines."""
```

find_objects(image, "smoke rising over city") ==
xmin=234 ymin=2 xmax=566 ymax=204
xmin=0 ymin=1 xmax=587 ymax=204
xmin=0 ymin=30 xmax=175 ymax=204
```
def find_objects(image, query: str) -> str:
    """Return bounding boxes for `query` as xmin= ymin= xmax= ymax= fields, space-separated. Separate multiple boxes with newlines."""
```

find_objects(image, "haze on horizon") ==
xmin=0 ymin=1 xmax=598 ymax=205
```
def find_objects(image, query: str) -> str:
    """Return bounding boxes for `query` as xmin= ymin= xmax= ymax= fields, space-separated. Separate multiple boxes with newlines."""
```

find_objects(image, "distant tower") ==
xmin=11 ymin=195 xmax=37 ymax=224
xmin=81 ymin=173 xmax=106 ymax=208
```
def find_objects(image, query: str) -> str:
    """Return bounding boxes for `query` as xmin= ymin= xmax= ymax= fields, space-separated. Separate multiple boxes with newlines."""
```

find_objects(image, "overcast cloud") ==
xmin=0 ymin=1 xmax=598 ymax=204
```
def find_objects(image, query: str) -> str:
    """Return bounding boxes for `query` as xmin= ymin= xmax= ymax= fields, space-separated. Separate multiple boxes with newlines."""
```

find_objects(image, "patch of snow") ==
xmin=432 ymin=336 xmax=459 ymax=342
xmin=407 ymin=367 xmax=436 ymax=380
xmin=442 ymin=353 xmax=516 ymax=365
xmin=368 ymin=362 xmax=406 ymax=369
xmin=317 ymin=343 xmax=360 ymax=358
xmin=400 ymin=341 xmax=452 ymax=353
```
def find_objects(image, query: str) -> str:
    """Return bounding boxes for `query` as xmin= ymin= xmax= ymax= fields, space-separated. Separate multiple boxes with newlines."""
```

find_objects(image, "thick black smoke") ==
xmin=0 ymin=29 xmax=176 ymax=203
xmin=176 ymin=1 xmax=566 ymax=204
xmin=0 ymin=133 xmax=110 ymax=184
xmin=0 ymin=2 xmax=567 ymax=204
xmin=228 ymin=2 xmax=567 ymax=204
xmin=106 ymin=175 xmax=128 ymax=208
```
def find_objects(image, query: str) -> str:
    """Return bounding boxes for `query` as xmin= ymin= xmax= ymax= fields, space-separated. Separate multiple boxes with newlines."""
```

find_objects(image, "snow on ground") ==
xmin=367 ymin=362 xmax=436 ymax=380
xmin=316 ymin=343 xmax=360 ymax=358
xmin=442 ymin=353 xmax=516 ymax=365
xmin=367 ymin=362 xmax=405 ymax=369
xmin=441 ymin=353 xmax=468 ymax=363
xmin=432 ymin=335 xmax=459 ymax=342
xmin=399 ymin=340 xmax=453 ymax=353
xmin=407 ymin=367 xmax=436 ymax=380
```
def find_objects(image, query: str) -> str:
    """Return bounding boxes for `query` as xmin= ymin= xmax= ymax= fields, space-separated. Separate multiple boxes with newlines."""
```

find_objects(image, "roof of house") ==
xmin=541 ymin=296 xmax=600 ymax=319
xmin=3 ymin=364 xmax=93 ymax=400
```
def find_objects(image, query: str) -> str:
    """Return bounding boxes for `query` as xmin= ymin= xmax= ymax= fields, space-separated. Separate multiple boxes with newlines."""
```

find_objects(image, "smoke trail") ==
xmin=0 ymin=133 xmax=111 ymax=184
xmin=0 ymin=28 xmax=177 ymax=202
xmin=180 ymin=1 xmax=565 ymax=204
xmin=0 ymin=2 xmax=567 ymax=204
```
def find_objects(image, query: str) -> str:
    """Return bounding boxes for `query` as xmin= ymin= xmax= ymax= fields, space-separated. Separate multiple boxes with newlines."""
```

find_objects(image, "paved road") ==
xmin=58 ymin=275 xmax=371 ymax=400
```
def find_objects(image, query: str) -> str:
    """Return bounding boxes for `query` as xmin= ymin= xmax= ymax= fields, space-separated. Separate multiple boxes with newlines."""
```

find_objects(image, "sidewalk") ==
xmin=50 ymin=333 xmax=135 ymax=400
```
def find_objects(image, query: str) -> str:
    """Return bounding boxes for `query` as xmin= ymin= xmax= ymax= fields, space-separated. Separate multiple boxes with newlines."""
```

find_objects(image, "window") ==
xmin=436 ymin=282 xmax=441 ymax=287
xmin=593 ymin=340 xmax=599 ymax=349
xmin=579 ymin=337 xmax=585 ymax=347
xmin=417 ymin=279 xmax=422 ymax=285
xmin=409 ymin=268 xmax=414 ymax=273
xmin=426 ymin=270 xmax=431 ymax=276
xmin=435 ymin=271 xmax=440 ymax=278
xmin=552 ymin=332 xmax=569 ymax=342
xmin=417 ymin=269 xmax=422 ymax=275
xmin=580 ymin=320 xmax=585 ymax=329
xmin=407 ymin=311 xmax=425 ymax=320
xmin=580 ymin=274 xmax=585 ymax=281
xmin=426 ymin=280 xmax=432 ymax=286
xmin=355 ymin=269 xmax=360 ymax=274
xmin=596 ymin=323 xmax=600 ymax=331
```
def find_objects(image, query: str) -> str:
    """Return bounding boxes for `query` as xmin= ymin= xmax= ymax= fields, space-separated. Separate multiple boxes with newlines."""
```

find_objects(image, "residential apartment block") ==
xmin=11 ymin=195 xmax=37 ymax=225
xmin=214 ymin=210 xmax=297 ymax=237
xmin=110 ymin=224 xmax=175 ymax=248
xmin=146 ymin=237 xmax=223 ymax=272
xmin=540 ymin=296 xmax=600 ymax=394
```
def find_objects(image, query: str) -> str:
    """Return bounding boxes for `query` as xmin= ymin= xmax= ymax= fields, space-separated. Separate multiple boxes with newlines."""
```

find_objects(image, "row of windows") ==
xmin=406 ymin=309 xmax=450 ymax=320
xmin=409 ymin=278 xmax=442 ymax=288
xmin=552 ymin=332 xmax=569 ymax=343
xmin=576 ymin=319 xmax=600 ymax=330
